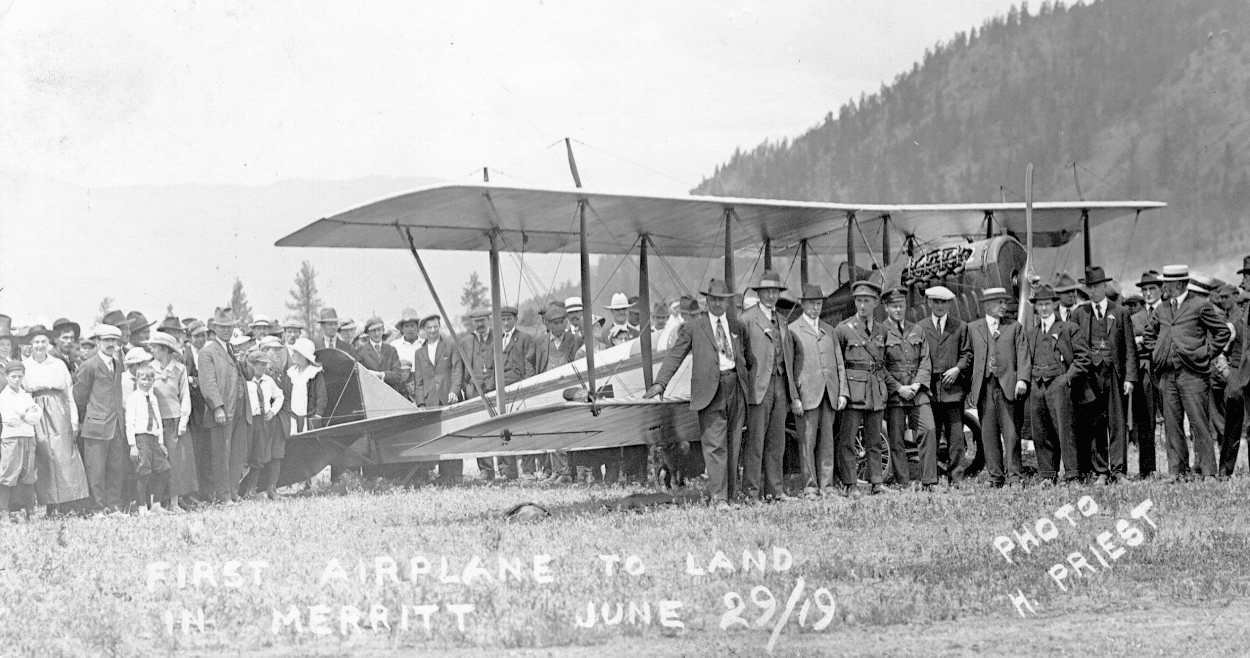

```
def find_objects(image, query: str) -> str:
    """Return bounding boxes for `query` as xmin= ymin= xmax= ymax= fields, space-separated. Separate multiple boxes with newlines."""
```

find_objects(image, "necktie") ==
xmin=146 ymin=393 xmax=159 ymax=434
xmin=1172 ymin=299 xmax=1179 ymax=312
xmin=987 ymin=326 xmax=999 ymax=375
xmin=1096 ymin=306 xmax=1104 ymax=321
xmin=716 ymin=320 xmax=733 ymax=361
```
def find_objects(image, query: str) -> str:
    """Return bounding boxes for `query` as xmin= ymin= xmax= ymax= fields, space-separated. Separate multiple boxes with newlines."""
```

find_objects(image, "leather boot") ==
xmin=265 ymin=460 xmax=282 ymax=500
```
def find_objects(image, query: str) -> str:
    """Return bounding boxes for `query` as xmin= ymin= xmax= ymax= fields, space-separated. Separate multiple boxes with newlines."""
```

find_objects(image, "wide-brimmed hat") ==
xmin=123 ymin=347 xmax=153 ymax=366
xmin=678 ymin=296 xmax=701 ymax=314
xmin=1052 ymin=271 xmax=1080 ymax=293
xmin=317 ymin=308 xmax=340 ymax=325
xmin=1238 ymin=255 xmax=1250 ymax=276
xmin=210 ymin=308 xmax=237 ymax=327
xmin=143 ymin=332 xmax=181 ymax=352
xmin=228 ymin=328 xmax=253 ymax=347
xmin=751 ymin=271 xmax=788 ymax=291
xmin=701 ymin=279 xmax=735 ymax=298
xmin=1030 ymin=285 xmax=1059 ymax=302
xmin=127 ymin=311 xmax=156 ymax=334
xmin=52 ymin=318 xmax=81 ymax=340
xmin=1081 ymin=266 xmax=1112 ymax=285
xmin=91 ymin=324 xmax=123 ymax=340
xmin=22 ymin=324 xmax=56 ymax=344
xmin=395 ymin=308 xmax=422 ymax=328
xmin=156 ymin=316 xmax=184 ymax=334
xmin=851 ymin=280 xmax=882 ymax=299
xmin=1161 ymin=264 xmax=1190 ymax=282
xmin=102 ymin=310 xmax=128 ymax=329
xmin=604 ymin=293 xmax=635 ymax=310
xmin=363 ymin=316 xmax=386 ymax=333
xmin=924 ymin=285 xmax=955 ymax=301
xmin=1137 ymin=270 xmax=1162 ymax=287
xmin=981 ymin=287 xmax=1012 ymax=302
xmin=651 ymin=301 xmax=671 ymax=317
xmin=543 ymin=302 xmax=567 ymax=321
xmin=290 ymin=337 xmax=319 ymax=365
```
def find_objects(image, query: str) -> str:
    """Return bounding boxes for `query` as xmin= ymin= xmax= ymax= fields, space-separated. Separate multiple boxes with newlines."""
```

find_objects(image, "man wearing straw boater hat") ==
xmin=1129 ymin=270 xmax=1164 ymax=478
xmin=968 ymin=288 xmax=1030 ymax=488
xmin=835 ymin=279 xmax=891 ymax=496
xmin=646 ymin=279 xmax=749 ymax=511
xmin=1026 ymin=284 xmax=1090 ymax=486
xmin=1070 ymin=265 xmax=1138 ymax=485
xmin=1143 ymin=265 xmax=1231 ymax=482
xmin=198 ymin=308 xmax=251 ymax=502
xmin=788 ymin=283 xmax=847 ymax=498
xmin=740 ymin=270 xmax=800 ymax=502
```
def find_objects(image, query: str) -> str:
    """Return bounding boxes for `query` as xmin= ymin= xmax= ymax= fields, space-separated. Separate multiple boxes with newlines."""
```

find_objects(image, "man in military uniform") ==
xmin=1143 ymin=265 xmax=1231 ymax=482
xmin=1130 ymin=271 xmax=1164 ymax=478
xmin=967 ymin=288 xmax=1030 ymax=488
xmin=1071 ymin=266 xmax=1138 ymax=484
xmin=740 ymin=271 xmax=800 ymax=502
xmin=835 ymin=280 xmax=891 ymax=495
xmin=1026 ymin=284 xmax=1090 ymax=486
xmin=880 ymin=287 xmax=936 ymax=491
xmin=917 ymin=285 xmax=972 ymax=487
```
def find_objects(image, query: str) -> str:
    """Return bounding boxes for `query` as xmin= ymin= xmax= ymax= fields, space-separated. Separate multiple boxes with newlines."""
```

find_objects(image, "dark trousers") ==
xmin=436 ymin=459 xmax=463 ymax=483
xmin=1031 ymin=376 xmax=1079 ymax=481
xmin=978 ymin=378 xmax=1021 ymax=484
xmin=931 ymin=401 xmax=966 ymax=482
xmin=191 ymin=425 xmax=213 ymax=498
xmin=1158 ymin=368 xmax=1216 ymax=477
xmin=799 ymin=394 xmax=837 ymax=492
xmin=886 ymin=403 xmax=937 ymax=485
xmin=744 ymin=375 xmax=788 ymax=498
xmin=838 ymin=408 xmax=884 ymax=485
xmin=1131 ymin=365 xmax=1159 ymax=476
xmin=229 ymin=414 xmax=253 ymax=498
xmin=1217 ymin=386 xmax=1245 ymax=476
xmin=697 ymin=370 xmax=745 ymax=502
xmin=81 ymin=435 xmax=129 ymax=510
xmin=620 ymin=446 xmax=648 ymax=481
xmin=1077 ymin=362 xmax=1129 ymax=478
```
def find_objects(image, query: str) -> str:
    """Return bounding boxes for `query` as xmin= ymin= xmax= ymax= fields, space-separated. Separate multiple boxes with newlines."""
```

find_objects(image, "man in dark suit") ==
xmin=412 ymin=314 xmax=463 ymax=484
xmin=1144 ymin=265 xmax=1232 ymax=481
xmin=1026 ymin=284 xmax=1090 ymax=486
xmin=1213 ymin=282 xmax=1245 ymax=477
xmin=836 ymin=280 xmax=892 ymax=495
xmin=72 ymin=324 xmax=129 ymax=513
xmin=881 ymin=287 xmax=936 ymax=490
xmin=313 ymin=308 xmax=350 ymax=354
xmin=1070 ymin=266 xmax=1139 ymax=484
xmin=198 ymin=308 xmax=251 ymax=502
xmin=1054 ymin=272 xmax=1082 ymax=323
xmin=789 ymin=284 xmax=847 ymax=497
xmin=495 ymin=306 xmax=542 ymax=480
xmin=1130 ymin=271 xmax=1164 ymax=478
xmin=356 ymin=317 xmax=405 ymax=394
xmin=646 ymin=279 xmax=751 ymax=511
xmin=740 ymin=271 xmax=800 ymax=502
xmin=917 ymin=285 xmax=973 ymax=486
xmin=183 ymin=320 xmax=211 ymax=502
xmin=535 ymin=303 xmax=581 ymax=484
xmin=967 ymin=288 xmax=1030 ymax=488
xmin=452 ymin=308 xmax=501 ymax=480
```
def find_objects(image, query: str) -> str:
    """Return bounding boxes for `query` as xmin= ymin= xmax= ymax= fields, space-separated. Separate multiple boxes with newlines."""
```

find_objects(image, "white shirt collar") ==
xmin=932 ymin=314 xmax=946 ymax=331
xmin=985 ymin=315 xmax=999 ymax=331
xmin=1095 ymin=299 xmax=1108 ymax=315
xmin=803 ymin=314 xmax=819 ymax=330
xmin=1173 ymin=291 xmax=1188 ymax=307
xmin=1041 ymin=315 xmax=1055 ymax=332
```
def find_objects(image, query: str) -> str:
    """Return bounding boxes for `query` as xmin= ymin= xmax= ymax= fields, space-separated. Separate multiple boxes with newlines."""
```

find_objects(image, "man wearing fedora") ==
xmin=51 ymin=318 xmax=81 ymax=375
xmin=1130 ymin=270 xmax=1164 ymax=478
xmin=968 ymin=288 xmax=1030 ymax=488
xmin=313 ymin=308 xmax=350 ymax=354
xmin=72 ymin=324 xmax=130 ymax=514
xmin=127 ymin=312 xmax=156 ymax=351
xmin=836 ymin=280 xmax=892 ymax=495
xmin=917 ymin=285 xmax=973 ymax=488
xmin=198 ymin=308 xmax=252 ymax=502
xmin=789 ymin=283 xmax=847 ymax=497
xmin=1144 ymin=265 xmax=1231 ymax=481
xmin=1070 ymin=266 xmax=1138 ymax=484
xmin=1026 ymin=284 xmax=1090 ymax=485
xmin=646 ymin=279 xmax=751 ymax=510
xmin=601 ymin=293 xmax=639 ymax=347
xmin=1053 ymin=272 xmax=1083 ymax=323
xmin=739 ymin=271 xmax=800 ymax=502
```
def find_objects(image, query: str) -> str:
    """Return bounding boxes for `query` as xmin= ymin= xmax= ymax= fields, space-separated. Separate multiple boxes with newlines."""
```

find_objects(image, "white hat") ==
xmin=250 ymin=314 xmax=272 ymax=327
xmin=291 ymin=337 xmax=319 ymax=365
xmin=1160 ymin=264 xmax=1190 ymax=282
xmin=229 ymin=328 xmax=253 ymax=347
xmin=123 ymin=347 xmax=153 ymax=366
xmin=604 ymin=293 xmax=635 ymax=310
xmin=91 ymin=324 xmax=123 ymax=340
xmin=564 ymin=297 xmax=584 ymax=313
xmin=925 ymin=286 xmax=955 ymax=301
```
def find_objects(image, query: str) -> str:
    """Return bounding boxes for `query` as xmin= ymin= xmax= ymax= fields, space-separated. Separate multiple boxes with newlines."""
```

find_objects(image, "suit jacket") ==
xmin=357 ymin=341 xmax=405 ymax=390
xmin=739 ymin=305 xmax=799 ymax=406
xmin=198 ymin=339 xmax=248 ymax=424
xmin=73 ymin=351 xmax=125 ymax=440
xmin=967 ymin=318 xmax=1030 ymax=405
xmin=413 ymin=339 xmax=456 ymax=406
xmin=1071 ymin=301 xmax=1139 ymax=385
xmin=917 ymin=314 xmax=972 ymax=403
xmin=788 ymin=316 xmax=847 ymax=410
xmin=655 ymin=314 xmax=750 ymax=412
xmin=452 ymin=332 xmax=493 ymax=396
xmin=882 ymin=320 xmax=933 ymax=407
xmin=1144 ymin=294 xmax=1232 ymax=376
xmin=1131 ymin=305 xmax=1159 ymax=373
xmin=499 ymin=330 xmax=536 ymax=387
xmin=535 ymin=329 xmax=579 ymax=373
xmin=1026 ymin=318 xmax=1090 ymax=388
xmin=183 ymin=344 xmax=206 ymax=426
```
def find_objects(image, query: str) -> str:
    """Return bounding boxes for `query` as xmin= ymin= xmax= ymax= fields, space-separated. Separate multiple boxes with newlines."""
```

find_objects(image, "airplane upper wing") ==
xmin=275 ymin=182 xmax=1165 ymax=257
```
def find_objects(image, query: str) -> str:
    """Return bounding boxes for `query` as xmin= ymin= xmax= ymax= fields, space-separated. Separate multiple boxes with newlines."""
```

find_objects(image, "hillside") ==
xmin=694 ymin=0 xmax=1250 ymax=283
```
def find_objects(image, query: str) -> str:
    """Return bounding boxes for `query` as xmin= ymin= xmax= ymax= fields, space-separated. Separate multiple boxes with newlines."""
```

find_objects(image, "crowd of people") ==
xmin=0 ymin=255 xmax=1247 ymax=519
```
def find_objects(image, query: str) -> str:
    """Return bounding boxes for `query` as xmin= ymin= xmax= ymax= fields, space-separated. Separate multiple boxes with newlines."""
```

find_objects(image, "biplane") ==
xmin=274 ymin=152 xmax=1164 ymax=487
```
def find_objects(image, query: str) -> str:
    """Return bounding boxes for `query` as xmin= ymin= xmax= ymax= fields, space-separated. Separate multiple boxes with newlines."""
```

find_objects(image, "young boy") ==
xmin=239 ymin=351 xmax=283 ymax=498
xmin=126 ymin=363 xmax=172 ymax=515
xmin=0 ymin=361 xmax=40 ymax=522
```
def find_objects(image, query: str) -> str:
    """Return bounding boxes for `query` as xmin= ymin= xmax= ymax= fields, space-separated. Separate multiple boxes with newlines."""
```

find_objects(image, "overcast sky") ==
xmin=1 ymin=0 xmax=1024 ymax=326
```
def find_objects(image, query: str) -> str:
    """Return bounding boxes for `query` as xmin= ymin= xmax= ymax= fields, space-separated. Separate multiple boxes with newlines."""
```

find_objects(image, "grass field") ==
xmin=2 ymin=469 xmax=1249 ymax=657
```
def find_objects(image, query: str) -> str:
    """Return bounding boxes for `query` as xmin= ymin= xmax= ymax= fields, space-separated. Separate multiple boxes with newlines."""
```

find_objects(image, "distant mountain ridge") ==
xmin=694 ymin=0 xmax=1250 ymax=283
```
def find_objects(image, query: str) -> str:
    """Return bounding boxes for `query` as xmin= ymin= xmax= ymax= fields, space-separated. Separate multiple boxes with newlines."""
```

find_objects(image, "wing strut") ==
xmin=724 ymin=208 xmax=735 ymax=320
xmin=639 ymin=234 xmax=654 ymax=388
xmin=488 ymin=230 xmax=508 ymax=416
xmin=1081 ymin=209 xmax=1091 ymax=271
xmin=799 ymin=239 xmax=809 ymax=286
xmin=846 ymin=212 xmax=857 ymax=282
xmin=1019 ymin=164 xmax=1036 ymax=325
xmin=565 ymin=139 xmax=598 ymax=411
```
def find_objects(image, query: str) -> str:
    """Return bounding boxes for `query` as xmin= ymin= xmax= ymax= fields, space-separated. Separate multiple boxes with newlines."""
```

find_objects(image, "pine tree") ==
xmin=459 ymin=272 xmax=489 ymax=331
xmin=230 ymin=279 xmax=254 ymax=326
xmin=286 ymin=261 xmax=323 ymax=338
xmin=165 ymin=304 xmax=175 ymax=320
xmin=95 ymin=297 xmax=114 ymax=325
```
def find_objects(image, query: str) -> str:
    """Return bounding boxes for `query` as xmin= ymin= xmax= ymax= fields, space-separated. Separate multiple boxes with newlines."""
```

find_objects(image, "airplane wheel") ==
xmin=854 ymin=422 xmax=890 ymax=483
xmin=958 ymin=410 xmax=984 ymax=478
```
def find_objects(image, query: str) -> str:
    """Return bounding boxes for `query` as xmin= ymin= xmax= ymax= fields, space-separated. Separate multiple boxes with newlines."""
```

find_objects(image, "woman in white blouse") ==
xmin=22 ymin=326 xmax=90 ymax=515
xmin=145 ymin=332 xmax=194 ymax=513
